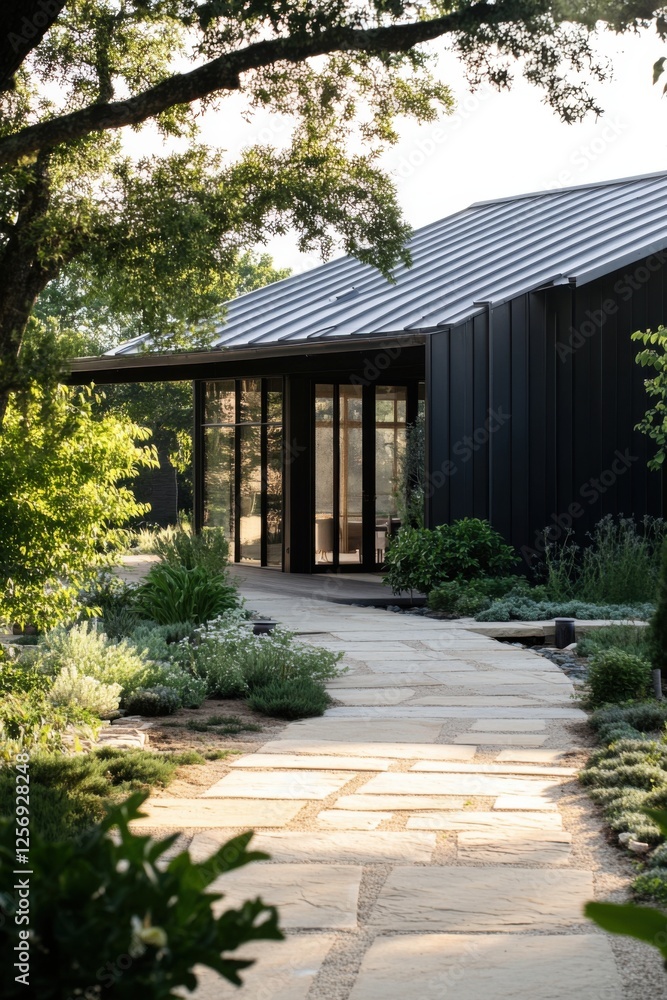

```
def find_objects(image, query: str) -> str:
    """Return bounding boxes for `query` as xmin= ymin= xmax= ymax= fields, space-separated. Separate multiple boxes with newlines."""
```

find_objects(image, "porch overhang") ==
xmin=68 ymin=333 xmax=427 ymax=385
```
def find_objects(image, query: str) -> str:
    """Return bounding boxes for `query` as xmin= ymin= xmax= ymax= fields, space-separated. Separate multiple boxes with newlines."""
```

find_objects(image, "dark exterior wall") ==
xmin=427 ymin=252 xmax=667 ymax=563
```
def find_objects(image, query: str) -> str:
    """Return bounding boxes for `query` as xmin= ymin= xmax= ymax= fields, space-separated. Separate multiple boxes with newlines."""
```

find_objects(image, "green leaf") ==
xmin=654 ymin=57 xmax=667 ymax=84
xmin=585 ymin=901 xmax=667 ymax=957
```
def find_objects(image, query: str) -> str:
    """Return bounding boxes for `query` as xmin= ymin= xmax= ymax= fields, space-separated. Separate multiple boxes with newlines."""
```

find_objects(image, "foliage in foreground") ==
xmin=0 ymin=793 xmax=282 ymax=1000
xmin=586 ymin=809 xmax=667 ymax=967
xmin=576 ymin=624 xmax=651 ymax=660
xmin=0 ymin=387 xmax=156 ymax=630
xmin=247 ymin=678 xmax=332 ymax=720
xmin=384 ymin=519 xmax=518 ymax=595
xmin=0 ymin=748 xmax=205 ymax=841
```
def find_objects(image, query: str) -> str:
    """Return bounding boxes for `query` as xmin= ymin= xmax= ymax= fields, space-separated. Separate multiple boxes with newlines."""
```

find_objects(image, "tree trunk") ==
xmin=0 ymin=156 xmax=55 ymax=424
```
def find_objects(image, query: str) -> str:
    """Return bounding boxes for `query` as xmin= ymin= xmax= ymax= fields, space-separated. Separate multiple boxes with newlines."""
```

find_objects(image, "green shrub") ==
xmin=0 ymin=693 xmax=75 ymax=758
xmin=48 ymin=666 xmax=122 ymax=718
xmin=577 ymin=624 xmax=651 ymax=659
xmin=384 ymin=518 xmax=518 ymax=595
xmin=586 ymin=649 xmax=652 ymax=708
xmin=123 ymin=686 xmax=182 ymax=716
xmin=247 ymin=677 xmax=331 ymax=719
xmin=37 ymin=622 xmax=154 ymax=693
xmin=79 ymin=571 xmax=138 ymax=621
xmin=192 ymin=617 xmax=342 ymax=700
xmin=133 ymin=564 xmax=238 ymax=625
xmin=591 ymin=702 xmax=667 ymax=735
xmin=0 ymin=793 xmax=282 ymax=999
xmin=0 ymin=748 xmax=206 ymax=840
xmin=633 ymin=869 xmax=667 ymax=905
xmin=185 ymin=715 xmax=263 ymax=735
xmin=151 ymin=526 xmax=231 ymax=575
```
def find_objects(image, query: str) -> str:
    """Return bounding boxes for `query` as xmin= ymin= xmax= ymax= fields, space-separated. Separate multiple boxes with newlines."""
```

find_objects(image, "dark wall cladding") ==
xmin=427 ymin=252 xmax=667 ymax=563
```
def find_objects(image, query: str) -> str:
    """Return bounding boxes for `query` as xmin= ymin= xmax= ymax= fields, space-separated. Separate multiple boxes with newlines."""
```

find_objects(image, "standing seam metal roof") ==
xmin=107 ymin=171 xmax=667 ymax=356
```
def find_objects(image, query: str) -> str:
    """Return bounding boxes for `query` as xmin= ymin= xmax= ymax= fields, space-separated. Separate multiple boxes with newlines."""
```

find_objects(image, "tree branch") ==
xmin=0 ymin=4 xmax=517 ymax=166
xmin=0 ymin=0 xmax=67 ymax=92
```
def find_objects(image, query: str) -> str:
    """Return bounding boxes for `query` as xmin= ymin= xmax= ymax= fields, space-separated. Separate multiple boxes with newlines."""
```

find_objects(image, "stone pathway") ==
xmin=135 ymin=584 xmax=666 ymax=999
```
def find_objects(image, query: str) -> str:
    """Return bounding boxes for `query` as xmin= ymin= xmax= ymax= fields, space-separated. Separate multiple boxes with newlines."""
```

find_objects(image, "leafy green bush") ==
xmin=0 ymin=693 xmax=79 ymax=758
xmin=0 ymin=657 xmax=51 ymax=696
xmin=384 ymin=518 xmax=518 ymax=595
xmin=151 ymin=526 xmax=231 ymax=575
xmin=0 ymin=386 xmax=156 ymax=631
xmin=133 ymin=564 xmax=238 ymax=625
xmin=633 ymin=869 xmax=667 ymax=905
xmin=123 ymin=686 xmax=182 ymax=716
xmin=586 ymin=649 xmax=652 ymax=708
xmin=475 ymin=597 xmax=653 ymax=622
xmin=79 ymin=571 xmax=138 ymax=622
xmin=0 ymin=793 xmax=282 ymax=999
xmin=48 ymin=666 xmax=122 ymax=717
xmin=540 ymin=515 xmax=665 ymax=605
xmin=247 ymin=677 xmax=331 ymax=719
xmin=577 ymin=624 xmax=651 ymax=659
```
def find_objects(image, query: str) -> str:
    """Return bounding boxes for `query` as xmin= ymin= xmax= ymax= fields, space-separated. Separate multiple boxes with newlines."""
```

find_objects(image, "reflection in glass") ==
xmin=315 ymin=386 xmax=334 ymax=565
xmin=239 ymin=378 xmax=261 ymax=423
xmin=267 ymin=378 xmax=283 ymax=424
xmin=339 ymin=385 xmax=363 ymax=564
xmin=204 ymin=380 xmax=235 ymax=424
xmin=375 ymin=386 xmax=407 ymax=564
xmin=266 ymin=426 xmax=283 ymax=565
xmin=203 ymin=427 xmax=235 ymax=549
xmin=239 ymin=425 xmax=262 ymax=563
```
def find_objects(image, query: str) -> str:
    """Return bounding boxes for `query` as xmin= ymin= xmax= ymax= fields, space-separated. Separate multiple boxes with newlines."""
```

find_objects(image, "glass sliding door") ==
xmin=314 ymin=385 xmax=335 ymax=565
xmin=202 ymin=378 xmax=283 ymax=568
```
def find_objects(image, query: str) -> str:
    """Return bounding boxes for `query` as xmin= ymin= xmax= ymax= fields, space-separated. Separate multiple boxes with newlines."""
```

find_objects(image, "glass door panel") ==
xmin=239 ymin=424 xmax=262 ymax=563
xmin=266 ymin=425 xmax=283 ymax=566
xmin=339 ymin=385 xmax=363 ymax=564
xmin=375 ymin=386 xmax=407 ymax=564
xmin=203 ymin=426 xmax=235 ymax=550
xmin=314 ymin=385 xmax=335 ymax=565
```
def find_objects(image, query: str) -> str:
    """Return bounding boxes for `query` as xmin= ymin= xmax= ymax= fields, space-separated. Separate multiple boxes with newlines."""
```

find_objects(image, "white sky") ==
xmin=126 ymin=26 xmax=667 ymax=274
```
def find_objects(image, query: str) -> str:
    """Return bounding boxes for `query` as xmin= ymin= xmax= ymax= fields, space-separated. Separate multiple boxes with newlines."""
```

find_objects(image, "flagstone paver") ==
xmin=210 ymin=864 xmax=362 ymax=929
xmin=406 ymin=811 xmax=564 ymax=831
xmin=457 ymin=830 xmax=573 ymax=864
xmin=369 ymin=866 xmax=592 ymax=930
xmin=142 ymin=583 xmax=644 ymax=998
xmin=228 ymin=753 xmax=393 ymax=771
xmin=130 ymin=798 xmax=307 ymax=828
xmin=200 ymin=770 xmax=353 ymax=799
xmin=188 ymin=935 xmax=336 ymax=1000
xmin=453 ymin=732 xmax=548 ymax=746
xmin=315 ymin=810 xmax=392 ymax=830
xmin=357 ymin=772 xmax=559 ymax=797
xmin=334 ymin=794 xmax=468 ymax=812
xmin=347 ymin=935 xmax=623 ymax=1000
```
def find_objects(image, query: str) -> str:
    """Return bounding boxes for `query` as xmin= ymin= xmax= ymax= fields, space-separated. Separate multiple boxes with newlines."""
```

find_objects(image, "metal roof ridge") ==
xmin=467 ymin=169 xmax=667 ymax=210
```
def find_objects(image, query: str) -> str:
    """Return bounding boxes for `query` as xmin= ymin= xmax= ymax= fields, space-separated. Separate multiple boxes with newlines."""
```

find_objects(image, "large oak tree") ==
xmin=0 ymin=0 xmax=663 ymax=419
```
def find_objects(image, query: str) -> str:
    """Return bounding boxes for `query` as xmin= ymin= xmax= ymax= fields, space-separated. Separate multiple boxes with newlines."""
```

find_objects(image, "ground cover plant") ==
xmin=0 ymin=793 xmax=281 ymax=1000
xmin=0 ymin=747 xmax=207 ymax=841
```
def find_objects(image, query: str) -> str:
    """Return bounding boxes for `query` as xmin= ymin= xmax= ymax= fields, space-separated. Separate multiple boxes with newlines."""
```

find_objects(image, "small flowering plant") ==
xmin=0 ymin=792 xmax=282 ymax=999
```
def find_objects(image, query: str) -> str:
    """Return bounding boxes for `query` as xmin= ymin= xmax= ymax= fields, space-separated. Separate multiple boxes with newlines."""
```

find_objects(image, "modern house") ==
xmin=70 ymin=171 xmax=667 ymax=573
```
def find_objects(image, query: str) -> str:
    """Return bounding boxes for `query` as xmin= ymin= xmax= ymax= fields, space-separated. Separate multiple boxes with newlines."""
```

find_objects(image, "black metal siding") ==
xmin=426 ymin=252 xmax=667 ymax=560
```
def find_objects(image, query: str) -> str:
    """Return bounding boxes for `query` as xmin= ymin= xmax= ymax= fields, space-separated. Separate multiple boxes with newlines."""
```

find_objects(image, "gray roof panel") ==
xmin=108 ymin=171 xmax=667 ymax=356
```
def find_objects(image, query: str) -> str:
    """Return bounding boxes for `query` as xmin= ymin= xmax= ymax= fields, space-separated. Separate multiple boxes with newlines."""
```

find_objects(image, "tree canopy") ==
xmin=0 ymin=0 xmax=663 ymax=418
